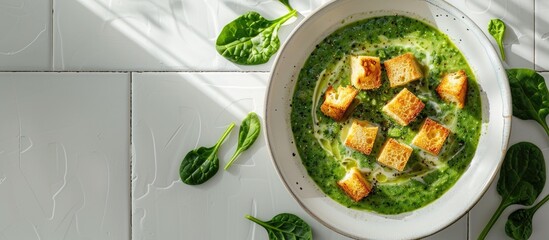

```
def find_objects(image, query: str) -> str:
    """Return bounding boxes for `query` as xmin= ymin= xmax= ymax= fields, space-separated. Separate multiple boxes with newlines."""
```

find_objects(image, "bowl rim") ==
xmin=263 ymin=0 xmax=512 ymax=238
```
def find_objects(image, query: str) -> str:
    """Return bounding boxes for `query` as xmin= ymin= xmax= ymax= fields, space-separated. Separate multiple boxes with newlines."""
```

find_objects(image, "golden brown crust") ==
xmin=383 ymin=53 xmax=424 ymax=87
xmin=344 ymin=119 xmax=379 ymax=155
xmin=377 ymin=138 xmax=413 ymax=172
xmin=351 ymin=56 xmax=382 ymax=90
xmin=436 ymin=70 xmax=468 ymax=109
xmin=412 ymin=118 xmax=450 ymax=155
xmin=382 ymin=88 xmax=425 ymax=126
xmin=320 ymin=85 xmax=359 ymax=121
xmin=337 ymin=167 xmax=372 ymax=202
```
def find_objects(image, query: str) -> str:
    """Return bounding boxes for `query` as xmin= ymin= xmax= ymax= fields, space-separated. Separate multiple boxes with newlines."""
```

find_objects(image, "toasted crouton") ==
xmin=436 ymin=70 xmax=468 ymax=108
xmin=382 ymin=88 xmax=425 ymax=126
xmin=351 ymin=56 xmax=382 ymax=90
xmin=337 ymin=167 xmax=372 ymax=202
xmin=384 ymin=53 xmax=424 ymax=87
xmin=344 ymin=120 xmax=379 ymax=155
xmin=412 ymin=118 xmax=450 ymax=155
xmin=377 ymin=138 xmax=413 ymax=172
xmin=320 ymin=85 xmax=359 ymax=121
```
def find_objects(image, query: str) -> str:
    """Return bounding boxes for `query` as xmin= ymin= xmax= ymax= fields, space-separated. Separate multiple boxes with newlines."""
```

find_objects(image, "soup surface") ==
xmin=290 ymin=15 xmax=482 ymax=214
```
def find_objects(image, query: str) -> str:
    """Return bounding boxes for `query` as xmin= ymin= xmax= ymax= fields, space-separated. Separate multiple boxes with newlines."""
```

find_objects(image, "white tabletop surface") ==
xmin=0 ymin=0 xmax=548 ymax=239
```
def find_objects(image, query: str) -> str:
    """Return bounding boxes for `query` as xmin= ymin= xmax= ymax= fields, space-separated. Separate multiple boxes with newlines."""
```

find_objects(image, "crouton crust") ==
xmin=412 ymin=118 xmax=450 ymax=155
xmin=382 ymin=88 xmax=425 ymax=126
xmin=377 ymin=138 xmax=413 ymax=172
xmin=384 ymin=53 xmax=424 ymax=87
xmin=337 ymin=167 xmax=372 ymax=202
xmin=344 ymin=119 xmax=379 ymax=155
xmin=351 ymin=56 xmax=382 ymax=90
xmin=436 ymin=70 xmax=468 ymax=109
xmin=320 ymin=85 xmax=359 ymax=121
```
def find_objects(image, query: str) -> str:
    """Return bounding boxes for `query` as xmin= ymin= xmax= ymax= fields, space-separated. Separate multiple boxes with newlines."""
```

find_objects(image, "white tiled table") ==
xmin=0 ymin=0 xmax=547 ymax=239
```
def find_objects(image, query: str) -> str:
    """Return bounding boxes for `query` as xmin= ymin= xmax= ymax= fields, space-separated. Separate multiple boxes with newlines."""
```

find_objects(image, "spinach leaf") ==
xmin=478 ymin=142 xmax=546 ymax=240
xmin=179 ymin=123 xmax=235 ymax=185
xmin=245 ymin=213 xmax=312 ymax=240
xmin=277 ymin=0 xmax=294 ymax=11
xmin=488 ymin=18 xmax=506 ymax=61
xmin=507 ymin=69 xmax=549 ymax=137
xmin=225 ymin=112 xmax=261 ymax=170
xmin=216 ymin=9 xmax=297 ymax=65
xmin=505 ymin=194 xmax=549 ymax=240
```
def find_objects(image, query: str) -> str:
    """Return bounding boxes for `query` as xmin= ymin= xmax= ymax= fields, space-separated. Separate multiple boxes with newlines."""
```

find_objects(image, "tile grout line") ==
xmin=50 ymin=0 xmax=54 ymax=71
xmin=129 ymin=72 xmax=133 ymax=240
xmin=467 ymin=212 xmax=470 ymax=240
xmin=534 ymin=0 xmax=536 ymax=70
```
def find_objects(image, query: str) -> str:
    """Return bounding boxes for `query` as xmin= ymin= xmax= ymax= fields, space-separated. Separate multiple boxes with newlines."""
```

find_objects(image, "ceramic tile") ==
xmin=0 ymin=73 xmax=130 ymax=240
xmin=535 ymin=0 xmax=549 ymax=70
xmin=53 ymin=0 xmax=330 ymax=71
xmin=0 ymin=0 xmax=52 ymax=70
xmin=469 ymin=72 xmax=549 ymax=239
xmin=425 ymin=214 xmax=468 ymax=240
xmin=451 ymin=0 xmax=535 ymax=68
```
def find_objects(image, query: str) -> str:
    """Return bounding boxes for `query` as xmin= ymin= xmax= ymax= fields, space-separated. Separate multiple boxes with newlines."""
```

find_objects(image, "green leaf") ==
xmin=488 ymin=18 xmax=506 ymax=61
xmin=496 ymin=142 xmax=545 ymax=206
xmin=505 ymin=208 xmax=533 ymax=240
xmin=245 ymin=213 xmax=312 ymax=240
xmin=179 ymin=123 xmax=235 ymax=185
xmin=505 ymin=194 xmax=549 ymax=240
xmin=478 ymin=142 xmax=546 ymax=240
xmin=277 ymin=0 xmax=294 ymax=11
xmin=216 ymin=10 xmax=297 ymax=65
xmin=507 ymin=69 xmax=549 ymax=137
xmin=225 ymin=112 xmax=261 ymax=170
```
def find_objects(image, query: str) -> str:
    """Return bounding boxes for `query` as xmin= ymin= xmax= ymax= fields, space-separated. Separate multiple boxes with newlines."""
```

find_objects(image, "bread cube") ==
xmin=436 ymin=70 xmax=468 ymax=109
xmin=350 ymin=56 xmax=382 ymax=90
xmin=320 ymin=85 xmax=359 ymax=121
xmin=384 ymin=53 xmax=424 ymax=87
xmin=382 ymin=88 xmax=425 ymax=126
xmin=412 ymin=118 xmax=450 ymax=155
xmin=377 ymin=138 xmax=413 ymax=172
xmin=337 ymin=167 xmax=372 ymax=202
xmin=344 ymin=120 xmax=379 ymax=155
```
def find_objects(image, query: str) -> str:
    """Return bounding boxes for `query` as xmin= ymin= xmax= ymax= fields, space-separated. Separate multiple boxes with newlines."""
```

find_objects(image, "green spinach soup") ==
xmin=290 ymin=15 xmax=482 ymax=214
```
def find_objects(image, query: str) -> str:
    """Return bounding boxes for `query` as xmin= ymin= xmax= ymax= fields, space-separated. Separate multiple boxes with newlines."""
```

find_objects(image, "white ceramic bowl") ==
xmin=264 ymin=0 xmax=511 ymax=239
